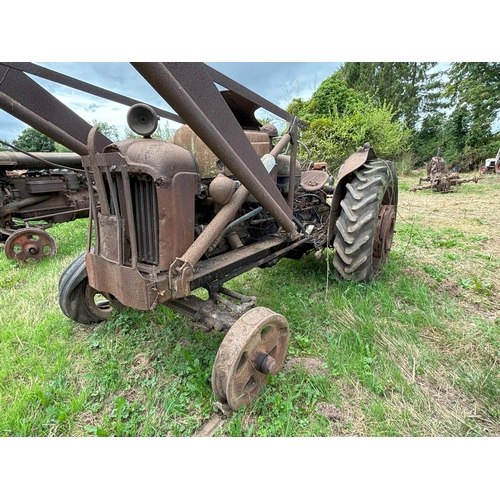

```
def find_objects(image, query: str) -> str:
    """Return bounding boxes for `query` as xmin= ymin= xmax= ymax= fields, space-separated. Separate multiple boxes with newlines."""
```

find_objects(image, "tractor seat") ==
xmin=300 ymin=170 xmax=329 ymax=192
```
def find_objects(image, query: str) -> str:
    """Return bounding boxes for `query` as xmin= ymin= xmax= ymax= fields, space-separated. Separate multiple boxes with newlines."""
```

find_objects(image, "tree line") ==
xmin=2 ymin=63 xmax=499 ymax=173
xmin=288 ymin=62 xmax=500 ymax=172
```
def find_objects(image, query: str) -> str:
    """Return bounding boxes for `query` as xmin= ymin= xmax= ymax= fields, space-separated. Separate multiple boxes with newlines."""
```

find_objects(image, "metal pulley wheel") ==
xmin=211 ymin=307 xmax=289 ymax=410
xmin=4 ymin=227 xmax=57 ymax=263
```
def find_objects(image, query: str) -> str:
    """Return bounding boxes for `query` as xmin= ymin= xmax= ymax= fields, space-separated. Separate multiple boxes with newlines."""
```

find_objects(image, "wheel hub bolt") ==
xmin=28 ymin=247 xmax=38 ymax=254
xmin=255 ymin=352 xmax=276 ymax=374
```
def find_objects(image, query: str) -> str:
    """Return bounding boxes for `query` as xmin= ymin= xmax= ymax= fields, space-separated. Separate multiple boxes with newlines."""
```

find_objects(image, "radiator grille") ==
xmin=130 ymin=174 xmax=159 ymax=265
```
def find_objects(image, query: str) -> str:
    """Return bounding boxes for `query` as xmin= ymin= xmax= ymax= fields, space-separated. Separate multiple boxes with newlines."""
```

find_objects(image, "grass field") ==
xmin=1 ymin=170 xmax=499 ymax=437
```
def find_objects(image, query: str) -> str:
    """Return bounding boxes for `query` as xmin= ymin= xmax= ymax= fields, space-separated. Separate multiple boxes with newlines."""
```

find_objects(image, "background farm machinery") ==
xmin=0 ymin=62 xmax=398 ymax=410
xmin=412 ymin=149 xmax=478 ymax=193
xmin=0 ymin=150 xmax=89 ymax=262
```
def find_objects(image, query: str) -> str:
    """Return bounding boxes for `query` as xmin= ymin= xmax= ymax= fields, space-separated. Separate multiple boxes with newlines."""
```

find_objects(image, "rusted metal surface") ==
xmin=373 ymin=204 xmax=396 ymax=274
xmin=0 ymin=65 xmax=110 ymax=155
xmin=287 ymin=119 xmax=299 ymax=209
xmin=426 ymin=150 xmax=446 ymax=177
xmin=337 ymin=142 xmax=377 ymax=182
xmin=172 ymin=125 xmax=271 ymax=179
xmin=208 ymin=174 xmax=237 ymax=205
xmin=193 ymin=415 xmax=224 ymax=437
xmin=0 ymin=151 xmax=82 ymax=169
xmin=412 ymin=171 xmax=478 ymax=192
xmin=164 ymin=288 xmax=256 ymax=334
xmin=131 ymin=63 xmax=295 ymax=234
xmin=204 ymin=65 xmax=307 ymax=130
xmin=300 ymin=170 xmax=329 ymax=192
xmin=190 ymin=235 xmax=304 ymax=290
xmin=0 ymin=151 xmax=90 ymax=246
xmin=211 ymin=307 xmax=290 ymax=410
xmin=83 ymin=128 xmax=199 ymax=309
xmin=412 ymin=152 xmax=478 ymax=192
xmin=4 ymin=227 xmax=57 ymax=262
xmin=168 ymin=153 xmax=296 ymax=299
xmin=276 ymin=154 xmax=302 ymax=195
xmin=182 ymin=184 xmax=251 ymax=263
xmin=0 ymin=62 xmax=183 ymax=129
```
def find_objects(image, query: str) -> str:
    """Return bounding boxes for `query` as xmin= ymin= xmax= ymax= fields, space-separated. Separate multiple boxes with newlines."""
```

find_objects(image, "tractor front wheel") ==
xmin=59 ymin=252 xmax=123 ymax=324
xmin=333 ymin=160 xmax=398 ymax=282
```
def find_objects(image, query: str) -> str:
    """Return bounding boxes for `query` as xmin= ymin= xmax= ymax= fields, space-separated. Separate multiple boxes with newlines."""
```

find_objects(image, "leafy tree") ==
xmin=54 ymin=143 xmax=71 ymax=153
xmin=341 ymin=62 xmax=443 ymax=129
xmin=91 ymin=120 xmax=120 ymax=142
xmin=445 ymin=63 xmax=500 ymax=132
xmin=289 ymin=71 xmax=411 ymax=171
xmin=11 ymin=127 xmax=56 ymax=152
xmin=412 ymin=112 xmax=446 ymax=163
xmin=0 ymin=139 xmax=12 ymax=151
xmin=437 ymin=63 xmax=500 ymax=167
xmin=413 ymin=108 xmax=474 ymax=167
xmin=152 ymin=122 xmax=176 ymax=141
xmin=294 ymin=73 xmax=364 ymax=123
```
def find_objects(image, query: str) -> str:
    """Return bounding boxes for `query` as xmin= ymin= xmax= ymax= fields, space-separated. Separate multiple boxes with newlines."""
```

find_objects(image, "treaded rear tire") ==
xmin=59 ymin=252 xmax=121 ymax=324
xmin=333 ymin=160 xmax=398 ymax=282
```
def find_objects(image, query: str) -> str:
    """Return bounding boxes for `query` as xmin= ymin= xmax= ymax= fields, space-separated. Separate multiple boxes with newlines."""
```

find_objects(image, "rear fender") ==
xmin=327 ymin=143 xmax=377 ymax=243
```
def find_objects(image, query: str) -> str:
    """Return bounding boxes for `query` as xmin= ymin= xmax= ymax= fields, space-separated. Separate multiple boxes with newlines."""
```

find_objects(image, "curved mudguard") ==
xmin=327 ymin=143 xmax=379 ymax=243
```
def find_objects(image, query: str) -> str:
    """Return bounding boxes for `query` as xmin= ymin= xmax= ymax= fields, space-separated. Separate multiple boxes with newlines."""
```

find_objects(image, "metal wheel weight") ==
xmin=4 ymin=227 xmax=57 ymax=263
xmin=211 ymin=307 xmax=289 ymax=411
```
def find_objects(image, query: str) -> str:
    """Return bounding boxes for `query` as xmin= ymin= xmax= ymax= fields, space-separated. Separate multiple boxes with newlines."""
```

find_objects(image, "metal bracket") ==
xmin=168 ymin=257 xmax=194 ymax=299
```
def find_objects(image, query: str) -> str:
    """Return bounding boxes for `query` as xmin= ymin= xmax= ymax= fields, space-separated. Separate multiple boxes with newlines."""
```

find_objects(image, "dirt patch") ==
xmin=283 ymin=357 xmax=328 ymax=376
xmin=129 ymin=352 xmax=156 ymax=379
xmin=78 ymin=410 xmax=100 ymax=429
xmin=317 ymin=402 xmax=346 ymax=435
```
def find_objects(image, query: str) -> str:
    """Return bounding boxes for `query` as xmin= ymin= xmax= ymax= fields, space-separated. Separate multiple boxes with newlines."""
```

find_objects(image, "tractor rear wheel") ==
xmin=333 ymin=160 xmax=398 ymax=282
xmin=59 ymin=252 xmax=123 ymax=324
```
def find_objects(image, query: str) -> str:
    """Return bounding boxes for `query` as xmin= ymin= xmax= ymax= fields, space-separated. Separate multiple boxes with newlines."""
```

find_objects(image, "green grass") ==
xmin=1 ymin=175 xmax=499 ymax=437
xmin=0 ymin=219 xmax=89 ymax=436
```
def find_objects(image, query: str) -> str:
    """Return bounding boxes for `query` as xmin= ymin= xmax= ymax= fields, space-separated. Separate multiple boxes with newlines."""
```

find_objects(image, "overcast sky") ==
xmin=0 ymin=62 xmax=341 ymax=142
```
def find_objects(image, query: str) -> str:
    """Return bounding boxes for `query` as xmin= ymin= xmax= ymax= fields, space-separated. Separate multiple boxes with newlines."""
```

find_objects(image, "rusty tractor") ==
xmin=412 ymin=149 xmax=478 ymax=193
xmin=0 ymin=62 xmax=398 ymax=410
xmin=0 ymin=150 xmax=90 ymax=262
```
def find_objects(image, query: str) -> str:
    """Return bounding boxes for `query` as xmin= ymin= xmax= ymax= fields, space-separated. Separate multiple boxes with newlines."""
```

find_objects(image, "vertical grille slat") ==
xmin=130 ymin=174 xmax=159 ymax=265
